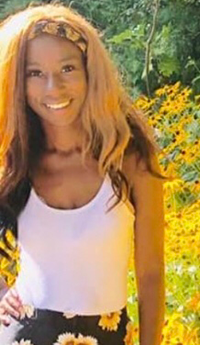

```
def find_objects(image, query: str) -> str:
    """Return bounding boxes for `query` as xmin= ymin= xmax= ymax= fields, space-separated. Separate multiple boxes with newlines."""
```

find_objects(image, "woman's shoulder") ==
xmin=122 ymin=149 xmax=161 ymax=180
xmin=122 ymin=151 xmax=148 ymax=186
xmin=122 ymin=150 xmax=163 ymax=206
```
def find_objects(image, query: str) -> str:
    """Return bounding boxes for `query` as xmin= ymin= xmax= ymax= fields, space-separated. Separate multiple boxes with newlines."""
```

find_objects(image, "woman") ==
xmin=0 ymin=2 xmax=166 ymax=345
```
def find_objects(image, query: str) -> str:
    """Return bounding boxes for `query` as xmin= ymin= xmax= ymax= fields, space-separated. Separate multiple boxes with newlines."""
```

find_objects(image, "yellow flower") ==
xmin=98 ymin=310 xmax=122 ymax=331
xmin=54 ymin=333 xmax=98 ymax=345
xmin=54 ymin=332 xmax=76 ymax=345
xmin=161 ymin=316 xmax=199 ymax=345
xmin=0 ymin=256 xmax=11 ymax=269
xmin=160 ymin=99 xmax=174 ymax=114
xmin=155 ymin=84 xmax=170 ymax=97
xmin=194 ymin=94 xmax=200 ymax=101
xmin=166 ymin=81 xmax=181 ymax=97
xmin=186 ymin=291 xmax=200 ymax=312
xmin=5 ymin=229 xmax=17 ymax=248
xmin=19 ymin=304 xmax=35 ymax=319
xmin=134 ymin=96 xmax=156 ymax=111
xmin=179 ymin=87 xmax=192 ymax=100
xmin=76 ymin=334 xmax=98 ymax=345
xmin=163 ymin=178 xmax=184 ymax=193
xmin=123 ymin=320 xmax=137 ymax=345
xmin=12 ymin=340 xmax=35 ymax=345
xmin=183 ymin=327 xmax=199 ymax=345
xmin=63 ymin=312 xmax=76 ymax=319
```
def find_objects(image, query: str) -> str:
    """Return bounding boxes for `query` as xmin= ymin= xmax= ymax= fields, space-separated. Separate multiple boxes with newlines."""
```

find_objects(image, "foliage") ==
xmin=0 ymin=0 xmax=41 ymax=17
xmin=0 ymin=82 xmax=199 ymax=345
xmin=127 ymin=82 xmax=200 ymax=344
xmin=1 ymin=0 xmax=200 ymax=96
xmin=64 ymin=0 xmax=200 ymax=96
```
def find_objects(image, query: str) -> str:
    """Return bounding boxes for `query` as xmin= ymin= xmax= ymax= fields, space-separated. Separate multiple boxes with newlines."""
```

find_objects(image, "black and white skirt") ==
xmin=0 ymin=304 xmax=135 ymax=345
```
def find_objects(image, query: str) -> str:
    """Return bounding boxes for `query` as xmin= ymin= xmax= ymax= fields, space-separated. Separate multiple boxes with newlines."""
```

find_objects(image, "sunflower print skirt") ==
xmin=0 ymin=304 xmax=135 ymax=345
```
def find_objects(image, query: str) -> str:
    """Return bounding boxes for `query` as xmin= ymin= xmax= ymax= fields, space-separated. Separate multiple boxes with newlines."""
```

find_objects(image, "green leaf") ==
xmin=158 ymin=56 xmax=180 ymax=77
xmin=185 ymin=58 xmax=196 ymax=69
xmin=191 ymin=75 xmax=200 ymax=85
xmin=107 ymin=29 xmax=134 ymax=44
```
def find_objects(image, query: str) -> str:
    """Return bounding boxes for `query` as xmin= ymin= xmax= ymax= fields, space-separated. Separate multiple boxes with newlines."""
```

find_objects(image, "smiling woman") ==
xmin=0 ymin=2 xmax=167 ymax=345
xmin=25 ymin=34 xmax=87 ymax=128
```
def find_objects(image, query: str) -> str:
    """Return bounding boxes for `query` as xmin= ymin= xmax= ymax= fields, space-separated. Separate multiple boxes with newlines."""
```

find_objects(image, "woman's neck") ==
xmin=42 ymin=120 xmax=84 ymax=153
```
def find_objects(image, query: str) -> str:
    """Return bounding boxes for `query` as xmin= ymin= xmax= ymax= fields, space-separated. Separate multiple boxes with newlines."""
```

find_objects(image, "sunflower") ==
xmin=19 ymin=304 xmax=35 ymax=320
xmin=63 ymin=312 xmax=76 ymax=319
xmin=12 ymin=340 xmax=35 ymax=345
xmin=123 ymin=320 xmax=137 ymax=345
xmin=54 ymin=332 xmax=76 ymax=345
xmin=76 ymin=333 xmax=98 ymax=345
xmin=98 ymin=310 xmax=122 ymax=331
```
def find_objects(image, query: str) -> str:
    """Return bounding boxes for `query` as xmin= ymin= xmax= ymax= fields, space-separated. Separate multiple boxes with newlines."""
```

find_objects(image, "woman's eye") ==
xmin=26 ymin=65 xmax=75 ymax=77
xmin=62 ymin=65 xmax=74 ymax=73
xmin=26 ymin=70 xmax=43 ymax=77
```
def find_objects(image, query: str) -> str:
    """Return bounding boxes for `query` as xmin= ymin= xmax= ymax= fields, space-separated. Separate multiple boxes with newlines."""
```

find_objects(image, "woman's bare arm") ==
xmin=123 ymin=153 xmax=165 ymax=345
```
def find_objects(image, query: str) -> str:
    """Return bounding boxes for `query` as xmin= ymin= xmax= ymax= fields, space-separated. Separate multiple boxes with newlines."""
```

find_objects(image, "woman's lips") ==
xmin=46 ymin=99 xmax=71 ymax=110
xmin=44 ymin=99 xmax=73 ymax=110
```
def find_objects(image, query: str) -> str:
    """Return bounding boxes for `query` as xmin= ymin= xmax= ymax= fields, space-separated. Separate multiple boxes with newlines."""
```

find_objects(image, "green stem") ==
xmin=145 ymin=0 xmax=160 ymax=97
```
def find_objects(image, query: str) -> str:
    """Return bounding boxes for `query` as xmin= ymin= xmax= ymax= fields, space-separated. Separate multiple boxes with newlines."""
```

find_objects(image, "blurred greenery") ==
xmin=1 ymin=0 xmax=200 ymax=97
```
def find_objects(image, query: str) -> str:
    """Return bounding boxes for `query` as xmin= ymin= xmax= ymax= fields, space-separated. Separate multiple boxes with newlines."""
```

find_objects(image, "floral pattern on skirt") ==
xmin=0 ymin=305 xmax=134 ymax=345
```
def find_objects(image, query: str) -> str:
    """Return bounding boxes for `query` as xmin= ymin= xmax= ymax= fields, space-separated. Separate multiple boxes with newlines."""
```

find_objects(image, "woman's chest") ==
xmin=18 ymin=191 xmax=134 ymax=267
xmin=31 ymin=156 xmax=103 ymax=210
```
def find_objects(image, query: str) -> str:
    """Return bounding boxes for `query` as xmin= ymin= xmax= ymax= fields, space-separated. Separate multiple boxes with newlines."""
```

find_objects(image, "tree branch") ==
xmin=145 ymin=0 xmax=160 ymax=97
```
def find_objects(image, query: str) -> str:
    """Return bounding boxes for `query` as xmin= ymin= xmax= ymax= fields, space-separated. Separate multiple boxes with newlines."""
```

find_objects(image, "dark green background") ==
xmin=1 ymin=0 xmax=200 ymax=98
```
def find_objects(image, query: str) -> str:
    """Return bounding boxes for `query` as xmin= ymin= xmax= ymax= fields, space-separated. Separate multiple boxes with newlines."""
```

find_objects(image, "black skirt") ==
xmin=0 ymin=305 xmax=134 ymax=345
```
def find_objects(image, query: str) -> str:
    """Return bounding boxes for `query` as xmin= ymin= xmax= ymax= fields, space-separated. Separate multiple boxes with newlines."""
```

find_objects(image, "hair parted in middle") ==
xmin=0 ymin=1 xmax=168 ymax=218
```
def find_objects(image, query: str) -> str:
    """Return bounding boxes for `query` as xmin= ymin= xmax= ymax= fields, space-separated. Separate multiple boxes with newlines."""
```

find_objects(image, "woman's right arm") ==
xmin=0 ymin=278 xmax=22 ymax=325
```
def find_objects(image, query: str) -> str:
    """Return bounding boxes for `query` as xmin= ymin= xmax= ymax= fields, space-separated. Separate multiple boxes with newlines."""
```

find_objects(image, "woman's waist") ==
xmin=17 ymin=303 xmax=128 ymax=320
xmin=14 ymin=269 xmax=128 ymax=313
xmin=14 ymin=280 xmax=128 ymax=315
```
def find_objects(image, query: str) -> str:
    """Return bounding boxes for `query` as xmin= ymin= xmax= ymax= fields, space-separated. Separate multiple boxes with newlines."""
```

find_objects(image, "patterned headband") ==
xmin=28 ymin=20 xmax=87 ymax=55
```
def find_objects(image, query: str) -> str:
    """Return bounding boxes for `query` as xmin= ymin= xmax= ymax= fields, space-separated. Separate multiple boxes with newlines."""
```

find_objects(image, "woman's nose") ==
xmin=45 ymin=74 xmax=65 ymax=95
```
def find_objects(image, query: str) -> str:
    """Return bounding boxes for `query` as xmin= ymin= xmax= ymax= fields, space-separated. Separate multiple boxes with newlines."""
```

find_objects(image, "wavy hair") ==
xmin=0 ymin=1 xmax=168 ymax=255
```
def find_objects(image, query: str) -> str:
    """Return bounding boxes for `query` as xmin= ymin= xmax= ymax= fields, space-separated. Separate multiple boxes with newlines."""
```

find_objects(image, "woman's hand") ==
xmin=0 ymin=288 xmax=22 ymax=326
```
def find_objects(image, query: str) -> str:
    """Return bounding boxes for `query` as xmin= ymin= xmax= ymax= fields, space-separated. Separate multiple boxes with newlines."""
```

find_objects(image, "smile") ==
xmin=45 ymin=99 xmax=72 ymax=110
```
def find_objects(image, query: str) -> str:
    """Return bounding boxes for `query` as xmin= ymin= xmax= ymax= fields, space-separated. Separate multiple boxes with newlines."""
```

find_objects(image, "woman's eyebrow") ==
xmin=26 ymin=56 xmax=78 ymax=67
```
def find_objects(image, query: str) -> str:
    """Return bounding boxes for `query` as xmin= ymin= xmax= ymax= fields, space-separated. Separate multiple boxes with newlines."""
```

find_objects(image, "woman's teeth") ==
xmin=46 ymin=100 xmax=71 ymax=109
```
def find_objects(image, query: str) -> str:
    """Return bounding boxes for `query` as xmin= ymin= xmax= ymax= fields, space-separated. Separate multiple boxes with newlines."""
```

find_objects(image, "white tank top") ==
xmin=14 ymin=174 xmax=135 ymax=315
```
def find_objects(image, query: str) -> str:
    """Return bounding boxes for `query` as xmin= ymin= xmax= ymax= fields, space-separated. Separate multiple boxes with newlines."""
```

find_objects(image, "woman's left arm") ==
xmin=124 ymin=153 xmax=165 ymax=345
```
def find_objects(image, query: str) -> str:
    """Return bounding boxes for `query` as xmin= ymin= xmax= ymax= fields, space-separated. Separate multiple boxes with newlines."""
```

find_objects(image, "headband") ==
xmin=28 ymin=20 xmax=87 ymax=55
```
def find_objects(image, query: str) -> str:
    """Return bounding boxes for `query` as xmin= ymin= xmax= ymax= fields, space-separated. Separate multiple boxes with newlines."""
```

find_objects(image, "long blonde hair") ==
xmin=0 ymin=1 xmax=167 ymax=216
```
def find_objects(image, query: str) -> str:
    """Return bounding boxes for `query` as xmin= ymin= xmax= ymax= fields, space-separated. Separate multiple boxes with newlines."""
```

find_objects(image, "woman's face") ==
xmin=25 ymin=33 xmax=87 ymax=127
